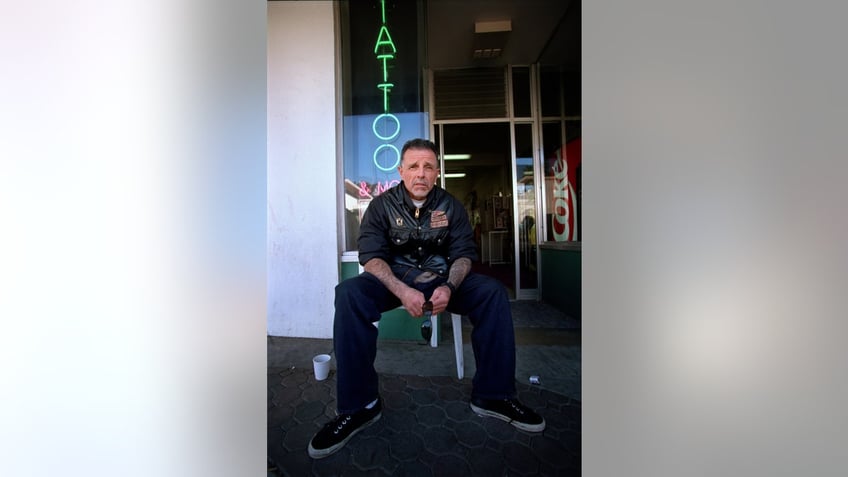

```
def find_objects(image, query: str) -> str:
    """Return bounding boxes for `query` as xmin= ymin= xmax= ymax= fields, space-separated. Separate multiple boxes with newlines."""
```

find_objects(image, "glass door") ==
xmin=439 ymin=122 xmax=516 ymax=298
xmin=514 ymin=123 xmax=538 ymax=292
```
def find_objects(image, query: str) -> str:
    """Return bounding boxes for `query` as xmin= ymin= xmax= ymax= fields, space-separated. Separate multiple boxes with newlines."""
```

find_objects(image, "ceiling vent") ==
xmin=433 ymin=67 xmax=507 ymax=120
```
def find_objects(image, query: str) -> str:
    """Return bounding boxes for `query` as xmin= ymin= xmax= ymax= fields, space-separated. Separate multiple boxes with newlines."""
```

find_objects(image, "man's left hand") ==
xmin=429 ymin=285 xmax=451 ymax=315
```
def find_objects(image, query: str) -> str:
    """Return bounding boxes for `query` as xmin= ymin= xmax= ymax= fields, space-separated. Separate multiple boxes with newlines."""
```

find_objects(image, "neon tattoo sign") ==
xmin=372 ymin=0 xmax=401 ymax=173
xmin=358 ymin=179 xmax=399 ymax=197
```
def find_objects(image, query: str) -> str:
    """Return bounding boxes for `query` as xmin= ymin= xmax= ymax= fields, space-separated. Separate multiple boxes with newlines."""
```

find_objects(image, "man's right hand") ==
xmin=362 ymin=258 xmax=431 ymax=317
xmin=400 ymin=288 xmax=428 ymax=317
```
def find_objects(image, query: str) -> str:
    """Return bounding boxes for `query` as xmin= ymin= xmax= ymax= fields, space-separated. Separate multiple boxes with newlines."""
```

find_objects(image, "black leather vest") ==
xmin=380 ymin=184 xmax=456 ymax=275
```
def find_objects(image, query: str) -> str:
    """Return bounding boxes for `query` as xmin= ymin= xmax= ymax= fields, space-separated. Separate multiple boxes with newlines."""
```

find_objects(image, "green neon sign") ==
xmin=372 ymin=0 xmax=401 ymax=172
xmin=374 ymin=26 xmax=397 ymax=55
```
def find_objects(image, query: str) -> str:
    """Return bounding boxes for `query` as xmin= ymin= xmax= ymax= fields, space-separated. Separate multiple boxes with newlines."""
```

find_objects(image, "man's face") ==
xmin=398 ymin=147 xmax=439 ymax=201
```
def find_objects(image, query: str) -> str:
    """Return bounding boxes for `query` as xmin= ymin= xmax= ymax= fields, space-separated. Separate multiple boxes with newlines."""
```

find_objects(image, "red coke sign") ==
xmin=551 ymin=137 xmax=581 ymax=241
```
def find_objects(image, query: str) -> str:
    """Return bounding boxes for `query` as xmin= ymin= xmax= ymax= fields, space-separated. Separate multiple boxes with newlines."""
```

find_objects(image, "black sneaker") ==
xmin=307 ymin=398 xmax=382 ymax=459
xmin=470 ymin=397 xmax=546 ymax=432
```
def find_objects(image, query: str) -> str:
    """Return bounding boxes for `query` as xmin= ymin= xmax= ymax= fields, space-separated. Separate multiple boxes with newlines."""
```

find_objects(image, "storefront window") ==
xmin=539 ymin=67 xmax=562 ymax=118
xmin=339 ymin=0 xmax=428 ymax=251
xmin=512 ymin=66 xmax=531 ymax=118
xmin=540 ymin=67 xmax=581 ymax=242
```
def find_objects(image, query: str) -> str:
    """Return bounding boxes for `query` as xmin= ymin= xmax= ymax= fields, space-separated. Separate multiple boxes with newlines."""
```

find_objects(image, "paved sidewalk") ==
xmin=268 ymin=300 xmax=581 ymax=476
xmin=268 ymin=367 xmax=580 ymax=476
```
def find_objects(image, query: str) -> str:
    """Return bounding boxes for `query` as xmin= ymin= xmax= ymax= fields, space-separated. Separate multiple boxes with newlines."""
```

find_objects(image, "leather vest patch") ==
xmin=430 ymin=210 xmax=448 ymax=228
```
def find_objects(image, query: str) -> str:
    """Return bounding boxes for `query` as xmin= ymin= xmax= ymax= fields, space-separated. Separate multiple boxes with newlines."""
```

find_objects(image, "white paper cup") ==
xmin=312 ymin=354 xmax=331 ymax=381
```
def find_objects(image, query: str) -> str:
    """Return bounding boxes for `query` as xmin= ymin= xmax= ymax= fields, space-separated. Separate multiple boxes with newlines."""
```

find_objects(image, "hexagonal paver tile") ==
xmin=503 ymin=441 xmax=538 ymax=475
xmin=415 ymin=405 xmax=447 ymax=427
xmin=444 ymin=401 xmax=471 ymax=422
xmin=404 ymin=375 xmax=432 ymax=390
xmin=381 ymin=374 xmax=407 ymax=392
xmin=300 ymin=385 xmax=331 ymax=403
xmin=454 ymin=420 xmax=487 ymax=448
xmin=321 ymin=402 xmax=337 ymax=420
xmin=456 ymin=381 xmax=473 ymax=396
xmin=421 ymin=427 xmax=458 ymax=456
xmin=428 ymin=376 xmax=454 ymax=386
xmin=389 ymin=431 xmax=424 ymax=461
xmin=267 ymin=403 xmax=294 ymax=427
xmin=478 ymin=415 xmax=518 ymax=442
xmin=430 ymin=454 xmax=471 ymax=477
xmin=293 ymin=400 xmax=325 ymax=423
xmin=275 ymin=449 xmax=313 ymax=477
xmin=280 ymin=370 xmax=307 ymax=387
xmin=558 ymin=428 xmax=580 ymax=453
xmin=383 ymin=390 xmax=412 ymax=410
xmin=352 ymin=436 xmax=394 ymax=472
xmin=545 ymin=410 xmax=577 ymax=437
xmin=268 ymin=382 xmax=284 ymax=399
xmin=539 ymin=459 xmax=579 ymax=477
xmin=311 ymin=446 xmax=354 ymax=476
xmin=393 ymin=460 xmax=434 ymax=477
xmin=467 ymin=446 xmax=506 ymax=476
xmin=436 ymin=385 xmax=464 ymax=401
xmin=415 ymin=449 xmax=440 ymax=472
xmin=282 ymin=422 xmax=317 ymax=452
xmin=410 ymin=388 xmax=438 ymax=406
xmin=517 ymin=389 xmax=546 ymax=410
xmin=539 ymin=389 xmax=564 ymax=403
xmin=272 ymin=385 xmax=302 ymax=406
xmin=267 ymin=375 xmax=282 ymax=389
xmin=267 ymin=427 xmax=284 ymax=452
xmin=382 ymin=409 xmax=417 ymax=433
xmin=531 ymin=435 xmax=571 ymax=470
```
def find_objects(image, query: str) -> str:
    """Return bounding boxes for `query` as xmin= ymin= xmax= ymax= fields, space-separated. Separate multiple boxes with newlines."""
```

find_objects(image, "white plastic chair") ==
xmin=356 ymin=261 xmax=465 ymax=379
xmin=425 ymin=311 xmax=465 ymax=379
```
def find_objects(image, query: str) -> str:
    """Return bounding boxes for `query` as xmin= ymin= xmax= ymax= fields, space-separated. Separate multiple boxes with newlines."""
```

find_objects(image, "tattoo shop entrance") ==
xmin=433 ymin=121 xmax=539 ymax=300
xmin=429 ymin=65 xmax=578 ymax=301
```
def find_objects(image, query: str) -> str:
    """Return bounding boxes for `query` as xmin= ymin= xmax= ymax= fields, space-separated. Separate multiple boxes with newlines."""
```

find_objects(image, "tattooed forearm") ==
xmin=447 ymin=257 xmax=471 ymax=288
xmin=363 ymin=258 xmax=410 ymax=300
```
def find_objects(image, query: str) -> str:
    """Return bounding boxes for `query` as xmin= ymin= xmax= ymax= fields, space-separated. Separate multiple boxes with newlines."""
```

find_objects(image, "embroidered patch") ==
xmin=430 ymin=210 xmax=448 ymax=228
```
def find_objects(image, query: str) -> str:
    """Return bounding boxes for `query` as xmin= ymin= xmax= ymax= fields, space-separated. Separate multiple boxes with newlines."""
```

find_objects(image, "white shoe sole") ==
xmin=470 ymin=402 xmax=546 ymax=433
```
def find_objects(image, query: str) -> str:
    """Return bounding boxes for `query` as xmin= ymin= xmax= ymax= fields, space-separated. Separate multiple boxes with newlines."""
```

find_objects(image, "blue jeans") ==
xmin=333 ymin=268 xmax=517 ymax=413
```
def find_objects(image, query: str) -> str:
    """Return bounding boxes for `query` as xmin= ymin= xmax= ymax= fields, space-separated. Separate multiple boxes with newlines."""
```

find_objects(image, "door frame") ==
xmin=427 ymin=65 xmax=542 ymax=300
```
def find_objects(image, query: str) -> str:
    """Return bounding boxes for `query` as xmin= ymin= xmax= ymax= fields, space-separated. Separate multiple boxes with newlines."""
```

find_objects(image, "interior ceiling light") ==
xmin=443 ymin=173 xmax=466 ymax=178
xmin=443 ymin=154 xmax=471 ymax=160
xmin=474 ymin=20 xmax=512 ymax=34
xmin=472 ymin=19 xmax=510 ymax=61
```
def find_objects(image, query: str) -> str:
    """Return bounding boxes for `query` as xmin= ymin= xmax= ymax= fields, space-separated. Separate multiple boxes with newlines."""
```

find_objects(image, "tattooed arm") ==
xmin=446 ymin=257 xmax=471 ymax=289
xmin=429 ymin=257 xmax=471 ymax=315
xmin=363 ymin=258 xmax=427 ymax=316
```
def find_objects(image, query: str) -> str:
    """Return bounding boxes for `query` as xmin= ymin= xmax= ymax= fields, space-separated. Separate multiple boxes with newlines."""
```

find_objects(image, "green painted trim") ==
xmin=540 ymin=247 xmax=581 ymax=319
xmin=340 ymin=260 xmax=441 ymax=342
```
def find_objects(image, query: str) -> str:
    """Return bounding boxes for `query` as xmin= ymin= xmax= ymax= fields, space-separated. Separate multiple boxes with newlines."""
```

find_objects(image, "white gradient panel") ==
xmin=584 ymin=1 xmax=848 ymax=476
xmin=0 ymin=1 xmax=266 ymax=476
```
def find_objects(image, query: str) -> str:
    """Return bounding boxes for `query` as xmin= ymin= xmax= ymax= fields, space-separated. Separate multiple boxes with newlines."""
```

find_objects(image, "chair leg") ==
xmin=430 ymin=312 xmax=438 ymax=348
xmin=451 ymin=313 xmax=464 ymax=380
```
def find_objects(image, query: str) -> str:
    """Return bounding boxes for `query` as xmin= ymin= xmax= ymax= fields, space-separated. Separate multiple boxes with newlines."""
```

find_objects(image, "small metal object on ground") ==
xmin=529 ymin=375 xmax=541 ymax=385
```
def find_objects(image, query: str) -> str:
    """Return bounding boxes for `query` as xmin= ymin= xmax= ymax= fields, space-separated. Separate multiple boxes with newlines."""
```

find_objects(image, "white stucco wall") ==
xmin=267 ymin=1 xmax=338 ymax=338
